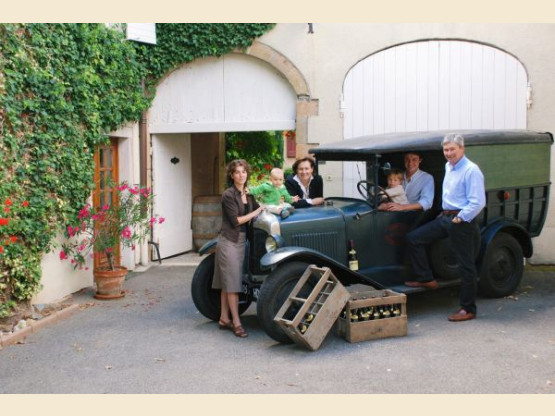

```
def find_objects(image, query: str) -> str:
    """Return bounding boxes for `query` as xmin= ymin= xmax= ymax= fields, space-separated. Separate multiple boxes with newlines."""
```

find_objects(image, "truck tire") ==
xmin=430 ymin=231 xmax=481 ymax=281
xmin=256 ymin=261 xmax=314 ymax=344
xmin=478 ymin=233 xmax=524 ymax=298
xmin=191 ymin=253 xmax=251 ymax=321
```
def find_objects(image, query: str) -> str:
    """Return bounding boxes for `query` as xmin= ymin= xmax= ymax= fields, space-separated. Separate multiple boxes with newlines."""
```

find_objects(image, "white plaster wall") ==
xmin=33 ymin=235 xmax=93 ymax=304
xmin=257 ymin=23 xmax=555 ymax=263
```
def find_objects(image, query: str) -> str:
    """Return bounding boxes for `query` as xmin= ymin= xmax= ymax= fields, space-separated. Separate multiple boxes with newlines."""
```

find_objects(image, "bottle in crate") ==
xmin=382 ymin=305 xmax=392 ymax=319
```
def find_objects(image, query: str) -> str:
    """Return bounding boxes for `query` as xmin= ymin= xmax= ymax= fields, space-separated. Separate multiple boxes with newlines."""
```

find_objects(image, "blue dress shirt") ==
xmin=403 ymin=169 xmax=435 ymax=210
xmin=442 ymin=156 xmax=486 ymax=222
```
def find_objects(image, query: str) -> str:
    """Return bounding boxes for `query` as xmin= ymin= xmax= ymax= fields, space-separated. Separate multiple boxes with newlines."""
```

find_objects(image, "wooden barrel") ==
xmin=192 ymin=195 xmax=222 ymax=251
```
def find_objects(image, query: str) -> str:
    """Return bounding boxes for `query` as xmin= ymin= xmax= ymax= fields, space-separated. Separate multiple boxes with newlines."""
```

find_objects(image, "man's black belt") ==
xmin=443 ymin=210 xmax=461 ymax=216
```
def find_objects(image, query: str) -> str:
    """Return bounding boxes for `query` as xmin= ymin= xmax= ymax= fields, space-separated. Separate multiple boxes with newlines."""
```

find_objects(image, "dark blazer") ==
xmin=220 ymin=185 xmax=260 ymax=243
xmin=285 ymin=175 xmax=324 ymax=208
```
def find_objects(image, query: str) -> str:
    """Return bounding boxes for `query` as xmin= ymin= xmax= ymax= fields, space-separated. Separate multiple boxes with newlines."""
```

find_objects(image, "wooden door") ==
xmin=93 ymin=138 xmax=120 ymax=269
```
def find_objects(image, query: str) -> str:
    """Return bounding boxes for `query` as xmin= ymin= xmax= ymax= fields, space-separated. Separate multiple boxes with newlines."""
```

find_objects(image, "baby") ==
xmin=248 ymin=168 xmax=299 ymax=218
xmin=385 ymin=169 xmax=409 ymax=204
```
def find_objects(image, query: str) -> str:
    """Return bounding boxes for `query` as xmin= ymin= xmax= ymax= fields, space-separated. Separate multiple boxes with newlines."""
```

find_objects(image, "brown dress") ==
xmin=212 ymin=186 xmax=259 ymax=293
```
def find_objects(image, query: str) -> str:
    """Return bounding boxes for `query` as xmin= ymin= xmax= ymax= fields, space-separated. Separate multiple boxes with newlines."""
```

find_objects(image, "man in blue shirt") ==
xmin=405 ymin=133 xmax=485 ymax=322
xmin=379 ymin=152 xmax=434 ymax=211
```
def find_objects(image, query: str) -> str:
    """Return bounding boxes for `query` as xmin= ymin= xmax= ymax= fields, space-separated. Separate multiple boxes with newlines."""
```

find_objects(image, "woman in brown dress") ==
xmin=212 ymin=159 xmax=263 ymax=338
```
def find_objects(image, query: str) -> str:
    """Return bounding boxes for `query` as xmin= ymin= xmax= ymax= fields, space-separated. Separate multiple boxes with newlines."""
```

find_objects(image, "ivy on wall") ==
xmin=0 ymin=23 xmax=275 ymax=316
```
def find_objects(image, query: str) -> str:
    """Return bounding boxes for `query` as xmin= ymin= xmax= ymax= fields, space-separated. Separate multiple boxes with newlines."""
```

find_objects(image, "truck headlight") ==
xmin=265 ymin=234 xmax=284 ymax=253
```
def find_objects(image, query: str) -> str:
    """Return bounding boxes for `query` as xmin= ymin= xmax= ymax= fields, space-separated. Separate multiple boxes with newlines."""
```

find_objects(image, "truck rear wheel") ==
xmin=479 ymin=233 xmax=524 ymax=298
xmin=256 ymin=261 xmax=314 ymax=344
xmin=191 ymin=253 xmax=251 ymax=321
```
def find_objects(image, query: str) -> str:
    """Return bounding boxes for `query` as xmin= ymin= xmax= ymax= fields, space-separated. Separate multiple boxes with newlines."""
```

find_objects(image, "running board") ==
xmin=389 ymin=280 xmax=460 ymax=294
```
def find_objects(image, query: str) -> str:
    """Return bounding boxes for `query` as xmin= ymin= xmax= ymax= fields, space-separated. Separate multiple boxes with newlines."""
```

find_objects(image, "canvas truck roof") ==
xmin=310 ymin=129 xmax=553 ymax=161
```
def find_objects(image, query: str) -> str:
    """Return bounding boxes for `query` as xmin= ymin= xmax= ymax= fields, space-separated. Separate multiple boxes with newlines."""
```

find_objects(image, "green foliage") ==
xmin=0 ymin=23 xmax=274 ymax=314
xmin=225 ymin=131 xmax=284 ymax=187
xmin=133 ymin=24 xmax=275 ymax=92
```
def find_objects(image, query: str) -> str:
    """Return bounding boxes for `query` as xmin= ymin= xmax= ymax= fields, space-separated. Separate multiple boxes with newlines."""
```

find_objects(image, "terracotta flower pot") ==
xmin=93 ymin=266 xmax=127 ymax=299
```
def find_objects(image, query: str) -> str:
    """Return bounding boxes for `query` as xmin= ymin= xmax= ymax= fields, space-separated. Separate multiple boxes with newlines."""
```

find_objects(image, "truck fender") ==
xmin=260 ymin=246 xmax=385 ymax=288
xmin=478 ymin=221 xmax=533 ymax=265
xmin=198 ymin=238 xmax=218 ymax=256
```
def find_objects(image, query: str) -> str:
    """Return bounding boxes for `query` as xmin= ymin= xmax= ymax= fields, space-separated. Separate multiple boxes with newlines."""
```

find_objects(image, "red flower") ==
xmin=0 ymin=218 xmax=9 ymax=226
xmin=78 ymin=204 xmax=90 ymax=220
xmin=4 ymin=206 xmax=10 ymax=213
xmin=264 ymin=163 xmax=272 ymax=171
xmin=0 ymin=246 xmax=3 ymax=254
xmin=59 ymin=250 xmax=68 ymax=260
xmin=158 ymin=217 xmax=166 ymax=224
xmin=10 ymin=236 xmax=17 ymax=243
xmin=121 ymin=226 xmax=132 ymax=239
xmin=4 ymin=198 xmax=12 ymax=206
xmin=22 ymin=201 xmax=29 ymax=207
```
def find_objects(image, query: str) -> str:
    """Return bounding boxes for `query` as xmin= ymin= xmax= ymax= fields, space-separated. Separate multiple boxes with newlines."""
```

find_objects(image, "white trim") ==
xmin=149 ymin=121 xmax=296 ymax=134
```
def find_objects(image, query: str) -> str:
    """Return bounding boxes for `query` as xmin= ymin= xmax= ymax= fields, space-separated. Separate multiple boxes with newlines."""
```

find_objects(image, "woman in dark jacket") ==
xmin=212 ymin=159 xmax=263 ymax=338
xmin=285 ymin=156 xmax=325 ymax=208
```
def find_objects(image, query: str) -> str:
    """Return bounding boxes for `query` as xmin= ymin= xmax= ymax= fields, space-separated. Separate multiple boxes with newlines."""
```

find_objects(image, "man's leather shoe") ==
xmin=404 ymin=280 xmax=439 ymax=289
xmin=448 ymin=308 xmax=476 ymax=322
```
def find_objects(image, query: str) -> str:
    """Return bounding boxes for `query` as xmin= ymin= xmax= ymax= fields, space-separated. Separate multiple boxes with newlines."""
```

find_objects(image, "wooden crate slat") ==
xmin=274 ymin=265 xmax=350 ymax=351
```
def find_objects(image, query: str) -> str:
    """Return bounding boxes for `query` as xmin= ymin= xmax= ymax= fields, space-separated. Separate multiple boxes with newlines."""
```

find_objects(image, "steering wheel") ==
xmin=356 ymin=180 xmax=391 ymax=205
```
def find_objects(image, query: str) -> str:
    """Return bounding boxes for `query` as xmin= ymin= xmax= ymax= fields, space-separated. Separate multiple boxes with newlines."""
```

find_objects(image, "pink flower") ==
xmin=158 ymin=217 xmax=165 ymax=224
xmin=140 ymin=188 xmax=151 ymax=198
xmin=149 ymin=217 xmax=157 ymax=227
xmin=117 ymin=183 xmax=129 ymax=192
xmin=67 ymin=226 xmax=75 ymax=237
xmin=131 ymin=245 xmax=136 ymax=251
xmin=78 ymin=205 xmax=90 ymax=220
xmin=129 ymin=187 xmax=140 ymax=195
xmin=122 ymin=226 xmax=132 ymax=239
xmin=102 ymin=204 xmax=109 ymax=211
xmin=59 ymin=250 xmax=68 ymax=260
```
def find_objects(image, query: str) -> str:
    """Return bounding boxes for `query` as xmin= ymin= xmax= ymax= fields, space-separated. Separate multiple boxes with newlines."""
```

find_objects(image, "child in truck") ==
xmin=248 ymin=168 xmax=299 ymax=218
xmin=385 ymin=169 xmax=409 ymax=204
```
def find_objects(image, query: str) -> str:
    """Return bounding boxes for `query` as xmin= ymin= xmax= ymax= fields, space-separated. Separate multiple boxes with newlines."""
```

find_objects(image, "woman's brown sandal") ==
xmin=232 ymin=325 xmax=248 ymax=338
xmin=218 ymin=319 xmax=233 ymax=330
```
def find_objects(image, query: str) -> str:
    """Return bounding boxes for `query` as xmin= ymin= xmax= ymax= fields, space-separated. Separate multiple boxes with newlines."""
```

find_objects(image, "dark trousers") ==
xmin=406 ymin=214 xmax=480 ymax=314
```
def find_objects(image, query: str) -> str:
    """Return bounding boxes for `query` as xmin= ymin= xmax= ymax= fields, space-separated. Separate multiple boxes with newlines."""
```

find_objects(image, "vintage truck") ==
xmin=191 ymin=129 xmax=553 ymax=343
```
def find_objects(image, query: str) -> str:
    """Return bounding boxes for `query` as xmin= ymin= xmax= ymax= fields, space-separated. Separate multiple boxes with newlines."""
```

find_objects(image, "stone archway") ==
xmin=242 ymin=40 xmax=318 ymax=158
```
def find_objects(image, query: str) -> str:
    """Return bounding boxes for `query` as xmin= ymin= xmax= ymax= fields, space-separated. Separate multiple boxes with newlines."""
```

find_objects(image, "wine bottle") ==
xmin=348 ymin=240 xmax=359 ymax=271
xmin=299 ymin=323 xmax=308 ymax=334
xmin=373 ymin=307 xmax=381 ymax=320
xmin=382 ymin=305 xmax=391 ymax=319
xmin=306 ymin=313 xmax=314 ymax=323
xmin=350 ymin=309 xmax=359 ymax=322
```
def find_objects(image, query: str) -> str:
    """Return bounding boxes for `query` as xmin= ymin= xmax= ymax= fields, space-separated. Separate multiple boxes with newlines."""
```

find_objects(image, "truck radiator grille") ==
xmin=291 ymin=232 xmax=340 ymax=259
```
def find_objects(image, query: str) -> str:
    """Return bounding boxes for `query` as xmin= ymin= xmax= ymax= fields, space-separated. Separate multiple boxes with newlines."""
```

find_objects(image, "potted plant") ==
xmin=60 ymin=181 xmax=165 ymax=299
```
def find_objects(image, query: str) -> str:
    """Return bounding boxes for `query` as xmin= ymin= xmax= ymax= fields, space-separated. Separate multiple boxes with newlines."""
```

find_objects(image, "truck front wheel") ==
xmin=256 ymin=261 xmax=314 ymax=344
xmin=479 ymin=233 xmax=524 ymax=298
xmin=191 ymin=253 xmax=252 ymax=321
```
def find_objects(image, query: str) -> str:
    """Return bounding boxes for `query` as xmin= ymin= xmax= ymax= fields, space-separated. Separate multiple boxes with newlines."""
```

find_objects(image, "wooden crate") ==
xmin=334 ymin=289 xmax=407 ymax=343
xmin=274 ymin=265 xmax=350 ymax=351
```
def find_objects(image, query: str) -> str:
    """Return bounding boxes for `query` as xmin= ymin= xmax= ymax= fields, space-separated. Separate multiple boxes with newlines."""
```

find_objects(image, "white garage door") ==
xmin=342 ymin=40 xmax=529 ymax=196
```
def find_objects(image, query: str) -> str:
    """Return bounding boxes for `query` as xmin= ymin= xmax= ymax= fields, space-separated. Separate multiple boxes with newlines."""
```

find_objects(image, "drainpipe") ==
xmin=139 ymin=78 xmax=149 ymax=266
